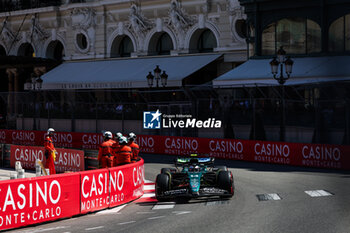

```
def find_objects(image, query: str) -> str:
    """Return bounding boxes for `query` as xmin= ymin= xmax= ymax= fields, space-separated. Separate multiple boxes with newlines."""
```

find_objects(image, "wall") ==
xmin=1 ymin=129 xmax=349 ymax=171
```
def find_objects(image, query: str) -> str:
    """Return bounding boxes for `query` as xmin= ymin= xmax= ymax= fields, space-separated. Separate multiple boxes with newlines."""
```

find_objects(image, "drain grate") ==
xmin=305 ymin=190 xmax=333 ymax=197
xmin=256 ymin=193 xmax=281 ymax=201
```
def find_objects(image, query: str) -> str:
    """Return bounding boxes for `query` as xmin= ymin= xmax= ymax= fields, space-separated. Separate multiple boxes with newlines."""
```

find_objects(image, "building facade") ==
xmin=0 ymin=0 xmax=246 ymax=61
xmin=211 ymin=0 xmax=350 ymax=144
xmin=240 ymin=0 xmax=350 ymax=57
xmin=0 ymin=0 xmax=248 ymax=135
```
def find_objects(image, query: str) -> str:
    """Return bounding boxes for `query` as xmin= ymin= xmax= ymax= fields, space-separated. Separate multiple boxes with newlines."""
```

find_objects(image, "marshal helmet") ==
xmin=103 ymin=131 xmax=113 ymax=139
xmin=128 ymin=132 xmax=136 ymax=141
xmin=118 ymin=136 xmax=128 ymax=145
xmin=115 ymin=132 xmax=123 ymax=139
xmin=47 ymin=128 xmax=55 ymax=135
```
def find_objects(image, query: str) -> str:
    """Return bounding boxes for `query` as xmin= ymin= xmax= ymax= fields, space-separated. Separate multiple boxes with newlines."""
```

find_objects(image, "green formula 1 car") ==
xmin=155 ymin=156 xmax=234 ymax=201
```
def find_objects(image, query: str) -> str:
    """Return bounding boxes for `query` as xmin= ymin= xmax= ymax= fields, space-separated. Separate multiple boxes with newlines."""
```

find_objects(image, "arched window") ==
xmin=189 ymin=29 xmax=217 ymax=53
xmin=156 ymin=33 xmax=173 ymax=55
xmin=329 ymin=14 xmax=350 ymax=52
xmin=235 ymin=19 xmax=247 ymax=39
xmin=119 ymin=36 xmax=133 ymax=57
xmin=111 ymin=35 xmax=134 ymax=58
xmin=0 ymin=45 xmax=6 ymax=56
xmin=46 ymin=40 xmax=64 ymax=60
xmin=18 ymin=43 xmax=35 ymax=57
xmin=262 ymin=18 xmax=321 ymax=55
xmin=198 ymin=29 xmax=217 ymax=53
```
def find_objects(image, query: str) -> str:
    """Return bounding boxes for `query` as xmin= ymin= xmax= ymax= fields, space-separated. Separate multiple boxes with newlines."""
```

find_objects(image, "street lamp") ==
xmin=146 ymin=65 xmax=168 ymax=88
xmin=270 ymin=46 xmax=294 ymax=141
xmin=270 ymin=47 xmax=294 ymax=84
xmin=25 ymin=74 xmax=43 ymax=91
xmin=160 ymin=71 xmax=168 ymax=87
xmin=146 ymin=72 xmax=154 ymax=87
xmin=25 ymin=74 xmax=43 ymax=130
xmin=154 ymin=65 xmax=161 ymax=88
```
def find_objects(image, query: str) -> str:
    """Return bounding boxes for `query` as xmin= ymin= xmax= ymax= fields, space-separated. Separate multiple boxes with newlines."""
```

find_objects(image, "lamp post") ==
xmin=25 ymin=74 xmax=43 ymax=130
xmin=146 ymin=65 xmax=168 ymax=88
xmin=270 ymin=46 xmax=294 ymax=141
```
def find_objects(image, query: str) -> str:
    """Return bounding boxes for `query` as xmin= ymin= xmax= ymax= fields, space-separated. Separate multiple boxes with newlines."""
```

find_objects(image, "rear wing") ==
xmin=175 ymin=156 xmax=215 ymax=166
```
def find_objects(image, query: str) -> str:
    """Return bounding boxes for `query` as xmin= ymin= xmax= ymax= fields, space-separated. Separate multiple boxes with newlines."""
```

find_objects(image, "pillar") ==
xmin=6 ymin=68 xmax=15 ymax=117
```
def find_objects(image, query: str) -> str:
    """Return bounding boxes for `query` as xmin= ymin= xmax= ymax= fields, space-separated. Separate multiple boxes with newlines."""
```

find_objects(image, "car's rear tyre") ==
xmin=156 ymin=173 xmax=171 ymax=201
xmin=161 ymin=168 xmax=171 ymax=174
xmin=217 ymin=171 xmax=234 ymax=198
xmin=215 ymin=166 xmax=227 ymax=171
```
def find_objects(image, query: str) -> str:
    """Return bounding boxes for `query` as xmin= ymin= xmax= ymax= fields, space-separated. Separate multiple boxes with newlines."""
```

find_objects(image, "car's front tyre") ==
xmin=217 ymin=171 xmax=234 ymax=198
xmin=155 ymin=173 xmax=171 ymax=201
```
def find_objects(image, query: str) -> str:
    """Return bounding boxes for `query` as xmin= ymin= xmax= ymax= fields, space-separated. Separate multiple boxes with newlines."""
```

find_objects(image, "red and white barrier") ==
xmin=0 ymin=129 xmax=349 ymax=170
xmin=108 ymin=163 xmax=144 ymax=208
xmin=0 ymin=173 xmax=81 ymax=230
xmin=10 ymin=145 xmax=85 ymax=173
xmin=0 ymin=159 xmax=145 ymax=231
xmin=80 ymin=169 xmax=110 ymax=214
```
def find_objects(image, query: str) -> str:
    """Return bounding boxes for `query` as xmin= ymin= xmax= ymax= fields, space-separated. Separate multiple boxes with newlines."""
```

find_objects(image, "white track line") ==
xmin=144 ymin=185 xmax=155 ymax=190
xmin=148 ymin=216 xmax=165 ymax=220
xmin=152 ymin=202 xmax=175 ymax=210
xmin=142 ymin=193 xmax=156 ymax=198
xmin=205 ymin=200 xmax=230 ymax=206
xmin=144 ymin=179 xmax=154 ymax=183
xmin=95 ymin=204 xmax=126 ymax=215
xmin=172 ymin=211 xmax=191 ymax=215
xmin=118 ymin=221 xmax=136 ymax=225
xmin=21 ymin=226 xmax=69 ymax=233
xmin=305 ymin=190 xmax=333 ymax=197
xmin=85 ymin=226 xmax=104 ymax=231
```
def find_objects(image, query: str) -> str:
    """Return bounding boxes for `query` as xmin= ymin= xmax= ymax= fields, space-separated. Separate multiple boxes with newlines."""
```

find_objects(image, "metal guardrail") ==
xmin=2 ymin=144 xmax=11 ymax=168
xmin=0 ymin=144 xmax=3 ymax=168
xmin=0 ymin=84 xmax=349 ymax=143
xmin=84 ymin=150 xmax=98 ymax=170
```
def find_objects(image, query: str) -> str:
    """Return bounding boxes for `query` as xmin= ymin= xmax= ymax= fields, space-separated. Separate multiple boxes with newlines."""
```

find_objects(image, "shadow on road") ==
xmin=137 ymin=197 xmax=231 ymax=207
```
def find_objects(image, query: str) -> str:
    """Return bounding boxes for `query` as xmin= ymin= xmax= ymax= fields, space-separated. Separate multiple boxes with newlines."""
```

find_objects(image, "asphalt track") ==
xmin=8 ymin=153 xmax=350 ymax=233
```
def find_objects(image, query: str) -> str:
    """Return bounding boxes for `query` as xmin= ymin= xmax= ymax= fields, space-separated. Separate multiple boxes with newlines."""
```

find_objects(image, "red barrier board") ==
xmin=10 ymin=145 xmax=85 ymax=172
xmin=80 ymin=169 xmax=109 ymax=214
xmin=135 ymin=135 xmax=350 ymax=170
xmin=1 ymin=129 xmax=349 ymax=170
xmin=0 ymin=173 xmax=80 ymax=231
xmin=108 ymin=159 xmax=144 ymax=208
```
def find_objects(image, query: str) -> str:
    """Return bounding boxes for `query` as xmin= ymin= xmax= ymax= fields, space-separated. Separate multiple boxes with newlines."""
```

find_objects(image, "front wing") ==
xmin=159 ymin=187 xmax=232 ymax=199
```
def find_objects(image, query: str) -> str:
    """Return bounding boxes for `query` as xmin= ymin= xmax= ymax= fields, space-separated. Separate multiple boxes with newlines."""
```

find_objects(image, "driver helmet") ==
xmin=189 ymin=165 xmax=200 ymax=172
xmin=195 ymin=165 xmax=200 ymax=172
